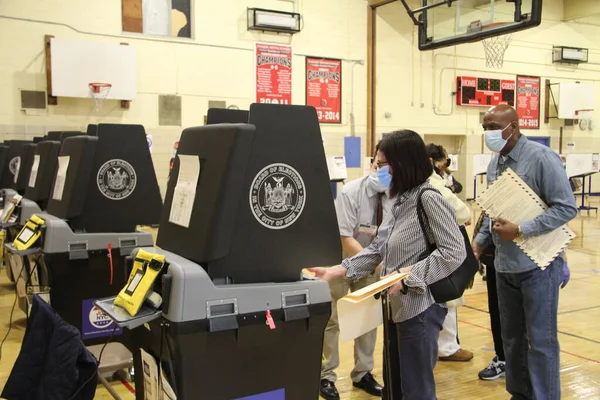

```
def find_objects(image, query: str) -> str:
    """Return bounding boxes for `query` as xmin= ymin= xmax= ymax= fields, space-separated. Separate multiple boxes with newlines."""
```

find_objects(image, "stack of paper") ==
xmin=475 ymin=168 xmax=575 ymax=269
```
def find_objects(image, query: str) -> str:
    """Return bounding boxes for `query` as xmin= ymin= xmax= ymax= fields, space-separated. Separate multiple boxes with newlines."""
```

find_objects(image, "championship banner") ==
xmin=516 ymin=75 xmax=541 ymax=130
xmin=305 ymin=57 xmax=342 ymax=124
xmin=255 ymin=43 xmax=292 ymax=105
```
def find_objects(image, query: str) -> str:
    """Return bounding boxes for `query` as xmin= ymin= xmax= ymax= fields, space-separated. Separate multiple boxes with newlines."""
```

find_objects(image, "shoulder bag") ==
xmin=416 ymin=187 xmax=480 ymax=303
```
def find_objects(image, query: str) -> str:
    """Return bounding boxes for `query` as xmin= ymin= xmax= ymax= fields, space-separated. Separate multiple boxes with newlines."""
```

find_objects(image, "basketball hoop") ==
xmin=88 ymin=83 xmax=112 ymax=110
xmin=468 ymin=21 xmax=513 ymax=70
xmin=575 ymin=109 xmax=596 ymax=131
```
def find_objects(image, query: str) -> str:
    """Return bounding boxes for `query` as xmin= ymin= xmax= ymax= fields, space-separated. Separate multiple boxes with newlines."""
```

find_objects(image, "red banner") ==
xmin=516 ymin=75 xmax=541 ymax=130
xmin=305 ymin=57 xmax=342 ymax=124
xmin=255 ymin=43 xmax=292 ymax=105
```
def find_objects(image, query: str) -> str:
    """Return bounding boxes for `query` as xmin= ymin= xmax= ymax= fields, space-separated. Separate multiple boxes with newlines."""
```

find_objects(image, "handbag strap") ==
xmin=416 ymin=187 xmax=441 ymax=254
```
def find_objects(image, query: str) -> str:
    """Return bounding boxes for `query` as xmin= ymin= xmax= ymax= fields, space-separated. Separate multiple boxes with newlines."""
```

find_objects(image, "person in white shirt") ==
xmin=429 ymin=144 xmax=463 ymax=194
xmin=426 ymin=143 xmax=474 ymax=362
xmin=320 ymin=142 xmax=392 ymax=400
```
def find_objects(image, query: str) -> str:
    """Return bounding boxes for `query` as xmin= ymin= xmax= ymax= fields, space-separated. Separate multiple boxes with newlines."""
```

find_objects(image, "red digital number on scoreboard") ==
xmin=456 ymin=76 xmax=516 ymax=108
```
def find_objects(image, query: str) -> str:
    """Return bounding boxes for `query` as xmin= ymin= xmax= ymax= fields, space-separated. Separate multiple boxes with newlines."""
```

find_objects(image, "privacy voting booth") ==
xmin=96 ymin=104 xmax=340 ymax=400
xmin=5 ymin=124 xmax=162 ymax=346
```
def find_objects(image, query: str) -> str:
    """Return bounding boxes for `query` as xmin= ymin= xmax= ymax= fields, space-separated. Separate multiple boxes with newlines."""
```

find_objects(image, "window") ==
xmin=122 ymin=0 xmax=192 ymax=38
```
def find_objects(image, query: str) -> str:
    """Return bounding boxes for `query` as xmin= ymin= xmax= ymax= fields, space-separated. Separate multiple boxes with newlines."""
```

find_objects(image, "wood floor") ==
xmin=1 ymin=205 xmax=600 ymax=399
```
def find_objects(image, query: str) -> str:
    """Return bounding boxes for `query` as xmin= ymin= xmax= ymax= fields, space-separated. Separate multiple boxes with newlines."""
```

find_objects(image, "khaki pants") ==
xmin=321 ymin=274 xmax=378 ymax=383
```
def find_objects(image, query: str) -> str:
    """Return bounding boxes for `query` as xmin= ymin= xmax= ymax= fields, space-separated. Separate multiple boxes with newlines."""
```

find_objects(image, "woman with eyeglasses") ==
xmin=309 ymin=130 xmax=466 ymax=400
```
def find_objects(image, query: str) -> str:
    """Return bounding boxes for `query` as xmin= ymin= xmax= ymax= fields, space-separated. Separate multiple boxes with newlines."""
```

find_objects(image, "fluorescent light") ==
xmin=247 ymin=8 xmax=301 ymax=34
xmin=562 ymin=48 xmax=586 ymax=61
xmin=256 ymin=12 xmax=297 ymax=29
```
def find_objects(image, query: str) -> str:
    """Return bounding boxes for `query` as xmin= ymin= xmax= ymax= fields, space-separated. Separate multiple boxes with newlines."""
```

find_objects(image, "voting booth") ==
xmin=0 ymin=140 xmax=30 ymax=190
xmin=1 ymin=135 xmax=82 ymax=283
xmin=96 ymin=104 xmax=340 ymax=400
xmin=5 ymin=124 xmax=162 ymax=346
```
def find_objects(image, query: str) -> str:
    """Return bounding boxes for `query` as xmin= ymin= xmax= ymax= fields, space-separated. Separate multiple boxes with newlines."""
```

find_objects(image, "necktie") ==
xmin=376 ymin=193 xmax=383 ymax=232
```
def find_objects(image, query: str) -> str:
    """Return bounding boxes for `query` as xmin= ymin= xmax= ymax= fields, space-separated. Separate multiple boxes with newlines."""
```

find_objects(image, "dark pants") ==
xmin=497 ymin=259 xmax=563 ymax=400
xmin=382 ymin=301 xmax=447 ymax=400
xmin=481 ymin=254 xmax=505 ymax=362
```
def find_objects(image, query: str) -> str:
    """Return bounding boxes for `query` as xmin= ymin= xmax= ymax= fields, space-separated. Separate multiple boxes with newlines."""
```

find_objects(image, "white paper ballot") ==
xmin=1 ymin=194 xmax=23 ymax=223
xmin=476 ymin=168 xmax=575 ymax=269
xmin=337 ymin=295 xmax=383 ymax=343
xmin=52 ymin=156 xmax=70 ymax=201
xmin=168 ymin=155 xmax=200 ymax=228
xmin=28 ymin=155 xmax=41 ymax=188
xmin=140 ymin=348 xmax=158 ymax=400
xmin=140 ymin=348 xmax=177 ymax=400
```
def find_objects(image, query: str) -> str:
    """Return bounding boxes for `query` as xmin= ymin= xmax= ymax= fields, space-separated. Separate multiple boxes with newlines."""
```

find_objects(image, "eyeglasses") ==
xmin=376 ymin=161 xmax=389 ymax=169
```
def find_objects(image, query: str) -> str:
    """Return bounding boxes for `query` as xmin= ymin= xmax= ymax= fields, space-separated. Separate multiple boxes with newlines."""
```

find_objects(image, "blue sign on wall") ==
xmin=344 ymin=136 xmax=361 ymax=168
xmin=81 ymin=298 xmax=122 ymax=339
xmin=235 ymin=389 xmax=285 ymax=400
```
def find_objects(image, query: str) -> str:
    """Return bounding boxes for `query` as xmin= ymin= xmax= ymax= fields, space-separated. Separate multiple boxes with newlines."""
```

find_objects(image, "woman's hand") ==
xmin=387 ymin=279 xmax=405 ymax=295
xmin=307 ymin=265 xmax=346 ymax=282
xmin=382 ymin=266 xmax=413 ymax=295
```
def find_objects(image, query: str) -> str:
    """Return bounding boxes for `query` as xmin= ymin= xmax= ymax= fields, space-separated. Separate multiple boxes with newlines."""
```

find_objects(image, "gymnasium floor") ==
xmin=1 ymin=204 xmax=599 ymax=399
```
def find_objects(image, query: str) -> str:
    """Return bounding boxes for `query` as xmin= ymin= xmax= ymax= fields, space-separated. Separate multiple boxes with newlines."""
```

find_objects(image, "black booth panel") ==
xmin=32 ymin=136 xmax=45 ymax=143
xmin=209 ymin=104 xmax=342 ymax=283
xmin=156 ymin=124 xmax=256 ymax=260
xmin=206 ymin=108 xmax=249 ymax=125
xmin=24 ymin=141 xmax=61 ymax=204
xmin=74 ymin=124 xmax=162 ymax=232
xmin=46 ymin=136 xmax=99 ymax=219
xmin=15 ymin=144 xmax=37 ymax=192
xmin=0 ymin=140 xmax=30 ymax=189
xmin=46 ymin=131 xmax=62 ymax=141
xmin=86 ymin=124 xmax=97 ymax=136
xmin=0 ymin=145 xmax=8 ymax=183
xmin=60 ymin=131 xmax=85 ymax=141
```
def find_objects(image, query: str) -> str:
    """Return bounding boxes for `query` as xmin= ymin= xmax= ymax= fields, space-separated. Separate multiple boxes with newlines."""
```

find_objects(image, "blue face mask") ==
xmin=376 ymin=165 xmax=392 ymax=190
xmin=484 ymin=124 xmax=513 ymax=153
xmin=368 ymin=172 xmax=388 ymax=193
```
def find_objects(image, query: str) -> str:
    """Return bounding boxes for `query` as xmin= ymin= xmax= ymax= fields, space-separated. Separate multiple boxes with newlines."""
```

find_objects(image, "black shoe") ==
xmin=353 ymin=372 xmax=383 ymax=396
xmin=320 ymin=379 xmax=340 ymax=400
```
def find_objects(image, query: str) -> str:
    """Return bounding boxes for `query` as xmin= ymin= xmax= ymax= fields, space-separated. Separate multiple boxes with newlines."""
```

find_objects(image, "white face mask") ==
xmin=484 ymin=123 xmax=513 ymax=153
xmin=368 ymin=171 xmax=388 ymax=193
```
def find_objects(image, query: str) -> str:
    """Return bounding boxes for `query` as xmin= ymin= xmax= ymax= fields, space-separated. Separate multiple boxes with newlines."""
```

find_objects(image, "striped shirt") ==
xmin=342 ymin=182 xmax=466 ymax=323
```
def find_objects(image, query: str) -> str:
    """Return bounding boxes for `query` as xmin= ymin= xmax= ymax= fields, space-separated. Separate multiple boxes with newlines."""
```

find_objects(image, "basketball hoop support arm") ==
xmin=399 ymin=0 xmax=457 ymax=26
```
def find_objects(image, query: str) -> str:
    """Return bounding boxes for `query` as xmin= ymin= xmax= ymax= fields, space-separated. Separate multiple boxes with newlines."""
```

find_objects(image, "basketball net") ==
xmin=482 ymin=33 xmax=513 ymax=69
xmin=89 ymin=83 xmax=112 ymax=111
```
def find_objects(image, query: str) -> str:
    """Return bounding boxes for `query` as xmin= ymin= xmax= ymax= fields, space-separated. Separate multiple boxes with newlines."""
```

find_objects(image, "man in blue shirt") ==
xmin=473 ymin=105 xmax=577 ymax=400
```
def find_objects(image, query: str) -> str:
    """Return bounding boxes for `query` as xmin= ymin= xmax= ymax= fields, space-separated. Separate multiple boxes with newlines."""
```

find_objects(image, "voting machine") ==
xmin=96 ymin=104 xmax=341 ymax=399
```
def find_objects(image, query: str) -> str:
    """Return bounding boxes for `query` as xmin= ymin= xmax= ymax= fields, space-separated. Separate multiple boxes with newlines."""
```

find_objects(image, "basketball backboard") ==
xmin=398 ymin=0 xmax=542 ymax=50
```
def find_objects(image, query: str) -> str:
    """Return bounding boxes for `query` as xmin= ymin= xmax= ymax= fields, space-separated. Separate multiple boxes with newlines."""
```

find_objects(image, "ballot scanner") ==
xmin=5 ymin=124 xmax=162 ymax=346
xmin=96 ymin=104 xmax=341 ymax=400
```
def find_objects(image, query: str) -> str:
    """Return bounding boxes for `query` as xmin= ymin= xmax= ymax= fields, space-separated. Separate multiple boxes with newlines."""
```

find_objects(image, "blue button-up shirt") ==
xmin=474 ymin=135 xmax=577 ymax=274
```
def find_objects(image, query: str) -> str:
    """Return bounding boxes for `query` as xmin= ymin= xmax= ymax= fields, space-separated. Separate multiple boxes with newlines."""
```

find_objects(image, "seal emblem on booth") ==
xmin=9 ymin=157 xmax=20 ymax=177
xmin=97 ymin=159 xmax=137 ymax=200
xmin=250 ymin=163 xmax=306 ymax=230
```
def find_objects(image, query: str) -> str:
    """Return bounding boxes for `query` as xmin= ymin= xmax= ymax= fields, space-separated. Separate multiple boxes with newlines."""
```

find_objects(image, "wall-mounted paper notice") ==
xmin=28 ymin=155 xmax=41 ymax=188
xmin=168 ymin=155 xmax=200 ymax=228
xmin=52 ymin=156 xmax=70 ymax=201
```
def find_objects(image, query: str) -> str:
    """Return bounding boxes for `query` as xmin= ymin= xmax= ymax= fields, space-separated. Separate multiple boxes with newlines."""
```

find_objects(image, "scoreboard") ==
xmin=456 ymin=76 xmax=515 ymax=107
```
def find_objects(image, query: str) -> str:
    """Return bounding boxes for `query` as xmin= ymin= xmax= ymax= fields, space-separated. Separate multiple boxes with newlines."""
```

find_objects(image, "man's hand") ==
xmin=561 ymin=261 xmax=571 ymax=289
xmin=472 ymin=241 xmax=482 ymax=260
xmin=492 ymin=218 xmax=520 ymax=241
xmin=307 ymin=265 xmax=346 ymax=282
